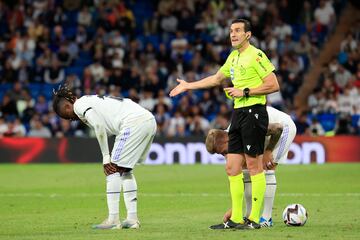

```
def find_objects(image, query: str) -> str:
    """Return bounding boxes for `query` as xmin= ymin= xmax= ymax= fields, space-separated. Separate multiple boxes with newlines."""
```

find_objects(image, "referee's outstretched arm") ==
xmin=169 ymin=71 xmax=226 ymax=97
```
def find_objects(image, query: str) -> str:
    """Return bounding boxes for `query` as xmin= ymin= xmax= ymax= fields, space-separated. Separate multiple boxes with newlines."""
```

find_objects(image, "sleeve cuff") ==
xmin=102 ymin=154 xmax=111 ymax=164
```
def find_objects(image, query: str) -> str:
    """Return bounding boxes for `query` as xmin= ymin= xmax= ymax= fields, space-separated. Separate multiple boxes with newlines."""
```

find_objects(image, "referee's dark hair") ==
xmin=52 ymin=85 xmax=76 ymax=115
xmin=231 ymin=19 xmax=251 ymax=32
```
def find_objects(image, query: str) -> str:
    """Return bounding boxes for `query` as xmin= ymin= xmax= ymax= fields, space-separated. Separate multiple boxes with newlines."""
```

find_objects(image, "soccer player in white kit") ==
xmin=52 ymin=86 xmax=156 ymax=229
xmin=205 ymin=106 xmax=296 ymax=227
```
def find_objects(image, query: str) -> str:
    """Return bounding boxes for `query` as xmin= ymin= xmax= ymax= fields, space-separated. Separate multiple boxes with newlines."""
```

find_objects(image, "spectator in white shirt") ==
xmin=273 ymin=18 xmax=292 ymax=41
xmin=28 ymin=118 xmax=52 ymax=137
xmin=77 ymin=6 xmax=92 ymax=27
xmin=314 ymin=0 xmax=335 ymax=27
xmin=340 ymin=32 xmax=358 ymax=52
xmin=335 ymin=64 xmax=352 ymax=88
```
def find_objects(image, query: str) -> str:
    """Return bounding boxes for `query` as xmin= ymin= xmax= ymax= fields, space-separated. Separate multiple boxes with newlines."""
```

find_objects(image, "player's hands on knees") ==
xmin=263 ymin=150 xmax=274 ymax=170
xmin=103 ymin=162 xmax=118 ymax=176
xmin=223 ymin=208 xmax=232 ymax=222
xmin=169 ymin=79 xmax=189 ymax=97
xmin=264 ymin=160 xmax=277 ymax=170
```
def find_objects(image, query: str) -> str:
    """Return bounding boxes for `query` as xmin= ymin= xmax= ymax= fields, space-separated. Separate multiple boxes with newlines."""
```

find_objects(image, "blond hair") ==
xmin=205 ymin=129 xmax=227 ymax=154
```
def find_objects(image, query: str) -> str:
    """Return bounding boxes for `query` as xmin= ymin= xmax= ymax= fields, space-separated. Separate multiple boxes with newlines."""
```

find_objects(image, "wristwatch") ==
xmin=243 ymin=88 xmax=250 ymax=98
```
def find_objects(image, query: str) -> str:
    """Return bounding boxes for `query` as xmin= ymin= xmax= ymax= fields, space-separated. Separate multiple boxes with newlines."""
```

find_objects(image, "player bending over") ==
xmin=53 ymin=86 xmax=156 ymax=229
xmin=206 ymin=106 xmax=296 ymax=227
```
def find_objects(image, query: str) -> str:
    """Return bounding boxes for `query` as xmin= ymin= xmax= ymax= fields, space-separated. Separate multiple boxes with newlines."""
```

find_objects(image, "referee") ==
xmin=169 ymin=19 xmax=279 ymax=230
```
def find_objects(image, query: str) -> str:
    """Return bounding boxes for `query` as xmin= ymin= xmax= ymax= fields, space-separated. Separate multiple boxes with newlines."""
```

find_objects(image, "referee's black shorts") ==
xmin=228 ymin=104 xmax=268 ymax=157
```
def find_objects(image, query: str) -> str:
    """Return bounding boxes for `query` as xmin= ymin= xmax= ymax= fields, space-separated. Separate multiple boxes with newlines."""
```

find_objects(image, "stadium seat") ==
xmin=352 ymin=115 xmax=360 ymax=128
xmin=64 ymin=10 xmax=79 ymax=27
xmin=65 ymin=66 xmax=84 ymax=78
xmin=42 ymin=83 xmax=62 ymax=100
xmin=28 ymin=83 xmax=43 ymax=99
xmin=146 ymin=35 xmax=160 ymax=50
xmin=0 ymin=83 xmax=12 ymax=93
xmin=74 ymin=58 xmax=92 ymax=67
xmin=64 ymin=27 xmax=77 ymax=39
xmin=78 ymin=51 xmax=92 ymax=59
xmin=318 ymin=113 xmax=337 ymax=132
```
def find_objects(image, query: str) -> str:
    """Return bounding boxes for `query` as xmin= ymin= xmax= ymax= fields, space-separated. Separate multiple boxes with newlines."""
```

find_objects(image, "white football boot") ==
xmin=121 ymin=219 xmax=140 ymax=229
xmin=92 ymin=218 xmax=121 ymax=229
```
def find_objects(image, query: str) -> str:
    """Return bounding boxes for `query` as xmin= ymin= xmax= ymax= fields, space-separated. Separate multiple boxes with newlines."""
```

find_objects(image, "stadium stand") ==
xmin=0 ymin=0 xmax=358 ymax=137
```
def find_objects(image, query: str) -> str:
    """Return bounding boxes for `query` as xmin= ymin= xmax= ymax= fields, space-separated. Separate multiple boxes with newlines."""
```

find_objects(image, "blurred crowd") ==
xmin=306 ymin=19 xmax=360 ymax=136
xmin=0 ymin=0 xmax=358 ymax=138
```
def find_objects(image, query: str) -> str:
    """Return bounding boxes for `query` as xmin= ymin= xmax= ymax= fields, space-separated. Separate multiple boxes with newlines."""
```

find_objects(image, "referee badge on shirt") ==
xmin=230 ymin=67 xmax=234 ymax=80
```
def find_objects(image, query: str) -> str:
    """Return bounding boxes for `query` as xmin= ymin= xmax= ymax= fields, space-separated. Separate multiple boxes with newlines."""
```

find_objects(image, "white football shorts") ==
xmin=267 ymin=121 xmax=297 ymax=164
xmin=111 ymin=117 xmax=156 ymax=168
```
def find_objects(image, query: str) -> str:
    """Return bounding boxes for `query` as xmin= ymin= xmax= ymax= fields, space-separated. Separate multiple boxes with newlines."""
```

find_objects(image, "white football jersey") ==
xmin=266 ymin=106 xmax=297 ymax=163
xmin=266 ymin=106 xmax=294 ymax=126
xmin=73 ymin=95 xmax=154 ymax=136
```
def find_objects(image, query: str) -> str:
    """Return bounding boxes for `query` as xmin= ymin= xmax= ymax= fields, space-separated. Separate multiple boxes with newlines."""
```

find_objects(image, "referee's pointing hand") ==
xmin=169 ymin=79 xmax=189 ymax=97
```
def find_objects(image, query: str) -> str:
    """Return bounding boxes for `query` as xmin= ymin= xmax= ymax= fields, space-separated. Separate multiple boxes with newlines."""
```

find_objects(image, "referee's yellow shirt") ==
xmin=219 ymin=44 xmax=275 ymax=108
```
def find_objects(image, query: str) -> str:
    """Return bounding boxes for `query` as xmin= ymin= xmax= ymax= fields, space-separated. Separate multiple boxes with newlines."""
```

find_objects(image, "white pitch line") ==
xmin=0 ymin=192 xmax=359 ymax=198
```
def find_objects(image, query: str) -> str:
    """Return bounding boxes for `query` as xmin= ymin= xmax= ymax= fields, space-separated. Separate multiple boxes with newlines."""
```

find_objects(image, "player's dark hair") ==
xmin=52 ymin=85 xmax=76 ymax=115
xmin=231 ymin=18 xmax=251 ymax=32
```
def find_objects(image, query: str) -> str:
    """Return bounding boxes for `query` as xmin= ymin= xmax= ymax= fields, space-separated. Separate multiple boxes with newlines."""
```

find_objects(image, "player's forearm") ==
xmin=249 ymin=73 xmax=279 ymax=96
xmin=85 ymin=110 xmax=111 ymax=164
xmin=266 ymin=123 xmax=283 ymax=151
xmin=94 ymin=125 xmax=111 ymax=164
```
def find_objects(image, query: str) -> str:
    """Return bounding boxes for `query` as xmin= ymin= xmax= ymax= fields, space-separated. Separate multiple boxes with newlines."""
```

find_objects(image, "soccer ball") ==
xmin=282 ymin=204 xmax=308 ymax=226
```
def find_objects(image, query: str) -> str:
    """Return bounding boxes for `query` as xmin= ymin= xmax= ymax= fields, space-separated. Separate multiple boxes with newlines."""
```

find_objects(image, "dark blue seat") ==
xmin=65 ymin=66 xmax=84 ymax=78
xmin=64 ymin=26 xmax=77 ymax=39
xmin=318 ymin=113 xmax=337 ymax=132
xmin=74 ymin=58 xmax=92 ymax=67
xmin=0 ymin=83 xmax=12 ymax=93
xmin=28 ymin=83 xmax=43 ymax=98
xmin=42 ymin=83 xmax=61 ymax=101
xmin=352 ymin=115 xmax=360 ymax=128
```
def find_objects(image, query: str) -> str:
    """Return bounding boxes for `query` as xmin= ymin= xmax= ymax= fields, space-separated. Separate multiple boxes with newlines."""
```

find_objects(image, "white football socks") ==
xmin=262 ymin=170 xmax=277 ymax=220
xmin=106 ymin=172 xmax=121 ymax=222
xmin=243 ymin=169 xmax=252 ymax=217
xmin=121 ymin=171 xmax=138 ymax=221
xmin=243 ymin=169 xmax=277 ymax=220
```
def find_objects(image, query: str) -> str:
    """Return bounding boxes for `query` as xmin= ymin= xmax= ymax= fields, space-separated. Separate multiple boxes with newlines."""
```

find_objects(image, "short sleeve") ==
xmin=253 ymin=50 xmax=275 ymax=79
xmin=73 ymin=96 xmax=92 ymax=118
xmin=219 ymin=51 xmax=235 ymax=78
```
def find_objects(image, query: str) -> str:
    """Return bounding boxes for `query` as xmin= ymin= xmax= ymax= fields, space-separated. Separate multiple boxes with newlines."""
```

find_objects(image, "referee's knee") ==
xmin=225 ymin=164 xmax=242 ymax=176
xmin=245 ymin=156 xmax=263 ymax=175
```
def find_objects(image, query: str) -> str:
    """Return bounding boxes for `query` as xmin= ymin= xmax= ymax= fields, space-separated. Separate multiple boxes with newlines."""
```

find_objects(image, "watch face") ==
xmin=244 ymin=88 xmax=250 ymax=97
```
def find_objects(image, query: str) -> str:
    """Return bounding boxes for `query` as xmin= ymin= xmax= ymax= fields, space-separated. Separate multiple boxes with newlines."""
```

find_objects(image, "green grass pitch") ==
xmin=0 ymin=163 xmax=359 ymax=240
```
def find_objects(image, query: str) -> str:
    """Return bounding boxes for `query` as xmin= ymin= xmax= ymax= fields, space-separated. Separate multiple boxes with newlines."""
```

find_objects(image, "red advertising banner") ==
xmin=290 ymin=136 xmax=360 ymax=164
xmin=0 ymin=136 xmax=359 ymax=164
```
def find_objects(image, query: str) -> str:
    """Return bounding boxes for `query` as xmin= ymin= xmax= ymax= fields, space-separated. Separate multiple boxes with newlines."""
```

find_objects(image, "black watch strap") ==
xmin=243 ymin=88 xmax=250 ymax=98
